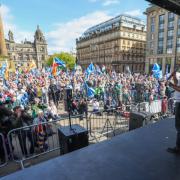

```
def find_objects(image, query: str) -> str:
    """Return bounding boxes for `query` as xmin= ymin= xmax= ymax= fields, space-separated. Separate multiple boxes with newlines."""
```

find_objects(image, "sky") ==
xmin=1 ymin=0 xmax=149 ymax=54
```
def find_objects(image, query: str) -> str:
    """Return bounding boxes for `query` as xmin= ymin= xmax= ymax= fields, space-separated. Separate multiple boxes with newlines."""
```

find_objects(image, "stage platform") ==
xmin=1 ymin=118 xmax=180 ymax=180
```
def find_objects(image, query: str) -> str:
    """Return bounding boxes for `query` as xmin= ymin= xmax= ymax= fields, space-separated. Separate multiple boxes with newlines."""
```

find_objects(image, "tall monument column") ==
xmin=0 ymin=7 xmax=7 ymax=56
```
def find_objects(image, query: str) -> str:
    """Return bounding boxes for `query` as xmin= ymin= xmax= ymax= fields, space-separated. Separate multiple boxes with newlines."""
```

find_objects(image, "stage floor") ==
xmin=1 ymin=118 xmax=180 ymax=180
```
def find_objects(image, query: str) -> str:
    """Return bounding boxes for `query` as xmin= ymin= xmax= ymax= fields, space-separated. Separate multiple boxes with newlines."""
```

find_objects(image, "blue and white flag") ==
xmin=154 ymin=70 xmax=163 ymax=79
xmin=86 ymin=63 xmax=95 ymax=75
xmin=84 ymin=82 xmax=95 ymax=98
xmin=152 ymin=63 xmax=160 ymax=72
xmin=54 ymin=57 xmax=66 ymax=68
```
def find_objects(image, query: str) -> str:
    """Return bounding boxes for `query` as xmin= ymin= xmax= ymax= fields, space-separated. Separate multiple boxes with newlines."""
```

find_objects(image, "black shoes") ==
xmin=167 ymin=147 xmax=180 ymax=154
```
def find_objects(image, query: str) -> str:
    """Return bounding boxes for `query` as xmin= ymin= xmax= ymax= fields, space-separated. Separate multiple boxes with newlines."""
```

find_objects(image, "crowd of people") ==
xmin=0 ymin=64 xmax=175 ymax=162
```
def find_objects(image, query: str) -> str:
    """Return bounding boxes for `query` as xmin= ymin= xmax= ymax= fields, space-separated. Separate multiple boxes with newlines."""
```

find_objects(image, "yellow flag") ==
xmin=29 ymin=60 xmax=37 ymax=71
xmin=4 ymin=62 xmax=9 ymax=80
xmin=9 ymin=60 xmax=16 ymax=73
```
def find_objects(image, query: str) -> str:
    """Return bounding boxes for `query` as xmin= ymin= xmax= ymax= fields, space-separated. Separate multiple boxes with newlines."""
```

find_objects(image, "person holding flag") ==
xmin=52 ymin=57 xmax=66 ymax=76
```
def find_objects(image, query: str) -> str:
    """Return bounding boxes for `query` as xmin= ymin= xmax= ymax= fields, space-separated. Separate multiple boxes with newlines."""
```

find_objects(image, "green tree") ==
xmin=46 ymin=52 xmax=75 ymax=69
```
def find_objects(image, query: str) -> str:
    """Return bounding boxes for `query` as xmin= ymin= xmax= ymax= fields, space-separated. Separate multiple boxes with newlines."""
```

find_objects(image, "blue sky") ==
xmin=1 ymin=0 xmax=149 ymax=54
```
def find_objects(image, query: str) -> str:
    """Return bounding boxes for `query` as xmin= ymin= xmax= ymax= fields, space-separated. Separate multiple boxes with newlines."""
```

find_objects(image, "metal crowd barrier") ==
xmin=135 ymin=100 xmax=162 ymax=114
xmin=88 ymin=106 xmax=133 ymax=142
xmin=4 ymin=99 xmax=173 ymax=170
xmin=0 ymin=133 xmax=8 ymax=168
xmin=134 ymin=98 xmax=175 ymax=121
xmin=7 ymin=115 xmax=87 ymax=169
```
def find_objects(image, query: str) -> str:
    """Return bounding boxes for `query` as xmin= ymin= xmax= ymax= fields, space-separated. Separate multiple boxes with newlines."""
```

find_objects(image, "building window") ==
xmin=159 ymin=14 xmax=165 ymax=23
xmin=177 ymin=47 xmax=180 ymax=53
xmin=178 ymin=18 xmax=180 ymax=26
xmin=151 ymin=17 xmax=155 ymax=33
xmin=167 ymin=48 xmax=173 ymax=54
xmin=151 ymin=17 xmax=155 ymax=24
xmin=167 ymin=39 xmax=173 ymax=47
xmin=168 ymin=21 xmax=174 ymax=28
xmin=168 ymin=12 xmax=174 ymax=21
xmin=158 ymin=32 xmax=164 ymax=39
xmin=151 ymin=25 xmax=155 ymax=32
xmin=158 ymin=40 xmax=163 ymax=47
xmin=159 ymin=23 xmax=164 ymax=30
xmin=167 ymin=30 xmax=174 ymax=37
xmin=177 ymin=37 xmax=180 ymax=45
xmin=178 ymin=28 xmax=180 ymax=36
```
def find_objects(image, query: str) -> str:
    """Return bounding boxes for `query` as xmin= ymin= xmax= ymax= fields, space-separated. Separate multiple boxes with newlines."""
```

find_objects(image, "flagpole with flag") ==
xmin=52 ymin=57 xmax=66 ymax=76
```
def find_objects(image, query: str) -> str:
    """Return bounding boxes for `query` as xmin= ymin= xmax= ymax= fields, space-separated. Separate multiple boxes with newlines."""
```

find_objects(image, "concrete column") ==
xmin=162 ymin=57 xmax=166 ymax=74
xmin=145 ymin=57 xmax=149 ymax=74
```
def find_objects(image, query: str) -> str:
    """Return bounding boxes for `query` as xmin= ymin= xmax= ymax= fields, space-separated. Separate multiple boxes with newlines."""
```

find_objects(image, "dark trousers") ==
xmin=175 ymin=102 xmax=180 ymax=148
xmin=18 ymin=130 xmax=34 ymax=156
xmin=0 ymin=138 xmax=5 ymax=162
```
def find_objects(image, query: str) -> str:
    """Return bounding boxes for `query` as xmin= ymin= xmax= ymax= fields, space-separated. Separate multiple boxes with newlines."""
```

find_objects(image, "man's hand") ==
xmin=168 ymin=71 xmax=176 ymax=80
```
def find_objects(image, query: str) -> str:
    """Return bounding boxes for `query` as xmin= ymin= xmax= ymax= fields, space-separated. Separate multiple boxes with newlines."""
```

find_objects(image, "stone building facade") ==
xmin=145 ymin=5 xmax=180 ymax=73
xmin=76 ymin=15 xmax=146 ymax=73
xmin=5 ymin=26 xmax=48 ymax=68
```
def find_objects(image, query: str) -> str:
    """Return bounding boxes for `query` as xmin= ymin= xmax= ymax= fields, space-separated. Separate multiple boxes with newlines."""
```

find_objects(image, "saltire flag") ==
xmin=152 ymin=63 xmax=162 ymax=79
xmin=86 ymin=63 xmax=95 ymax=75
xmin=54 ymin=58 xmax=66 ymax=68
xmin=85 ymin=63 xmax=95 ymax=79
xmin=152 ymin=63 xmax=160 ymax=72
xmin=154 ymin=70 xmax=162 ymax=79
xmin=84 ymin=82 xmax=95 ymax=98
xmin=52 ymin=58 xmax=66 ymax=76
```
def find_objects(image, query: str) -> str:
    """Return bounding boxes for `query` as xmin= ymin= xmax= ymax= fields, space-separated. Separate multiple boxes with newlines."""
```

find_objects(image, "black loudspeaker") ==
xmin=58 ymin=124 xmax=89 ymax=155
xmin=64 ymin=88 xmax=73 ymax=111
xmin=129 ymin=111 xmax=152 ymax=131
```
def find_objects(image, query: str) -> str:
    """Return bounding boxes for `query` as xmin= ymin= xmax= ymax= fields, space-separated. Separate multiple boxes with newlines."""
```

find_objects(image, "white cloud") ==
xmin=47 ymin=11 xmax=112 ymax=54
xmin=1 ymin=5 xmax=33 ymax=43
xmin=102 ymin=0 xmax=120 ymax=6
xmin=89 ymin=0 xmax=120 ymax=6
xmin=124 ymin=9 xmax=142 ymax=17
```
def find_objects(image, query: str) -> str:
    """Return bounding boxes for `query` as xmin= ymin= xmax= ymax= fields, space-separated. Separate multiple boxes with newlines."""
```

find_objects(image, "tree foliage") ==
xmin=46 ymin=52 xmax=76 ymax=69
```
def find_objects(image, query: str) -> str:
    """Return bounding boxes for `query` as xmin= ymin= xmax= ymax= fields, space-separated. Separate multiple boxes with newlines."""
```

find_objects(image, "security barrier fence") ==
xmin=0 ymin=99 xmax=175 ymax=170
